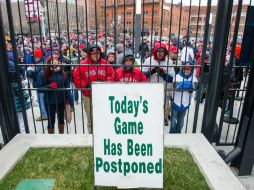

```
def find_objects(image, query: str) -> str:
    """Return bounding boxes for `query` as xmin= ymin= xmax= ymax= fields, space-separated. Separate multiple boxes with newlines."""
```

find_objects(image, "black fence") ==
xmin=0 ymin=0 xmax=252 ymax=150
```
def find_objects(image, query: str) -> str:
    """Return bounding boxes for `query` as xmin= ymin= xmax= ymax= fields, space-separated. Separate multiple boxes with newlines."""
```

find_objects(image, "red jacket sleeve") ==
xmin=106 ymin=64 xmax=114 ymax=79
xmin=108 ymin=70 xmax=117 ymax=82
xmin=73 ymin=66 xmax=87 ymax=88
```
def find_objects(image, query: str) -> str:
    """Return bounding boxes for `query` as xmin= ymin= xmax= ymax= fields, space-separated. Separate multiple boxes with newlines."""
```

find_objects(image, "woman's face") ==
xmin=107 ymin=54 xmax=115 ymax=63
xmin=80 ymin=50 xmax=87 ymax=59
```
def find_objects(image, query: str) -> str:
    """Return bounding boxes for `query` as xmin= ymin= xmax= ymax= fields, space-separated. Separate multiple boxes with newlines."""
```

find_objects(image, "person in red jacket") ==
xmin=72 ymin=45 xmax=114 ymax=134
xmin=109 ymin=51 xmax=148 ymax=82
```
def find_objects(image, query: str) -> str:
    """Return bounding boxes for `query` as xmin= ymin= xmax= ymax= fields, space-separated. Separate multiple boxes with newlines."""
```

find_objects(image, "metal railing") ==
xmin=0 ymin=0 xmax=251 ymax=148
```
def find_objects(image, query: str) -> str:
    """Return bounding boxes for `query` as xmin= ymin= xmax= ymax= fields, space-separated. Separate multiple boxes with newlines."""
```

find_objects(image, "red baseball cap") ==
xmin=169 ymin=46 xmax=178 ymax=54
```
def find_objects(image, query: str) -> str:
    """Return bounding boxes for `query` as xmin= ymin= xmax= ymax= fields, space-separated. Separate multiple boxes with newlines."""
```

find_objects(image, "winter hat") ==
xmin=46 ymin=56 xmax=53 ymax=63
xmin=182 ymin=61 xmax=194 ymax=70
xmin=34 ymin=49 xmax=43 ymax=59
xmin=116 ymin=44 xmax=124 ymax=53
xmin=106 ymin=48 xmax=115 ymax=58
xmin=122 ymin=50 xmax=135 ymax=64
xmin=53 ymin=49 xmax=60 ymax=55
xmin=235 ymin=45 xmax=241 ymax=60
xmin=88 ymin=45 xmax=101 ymax=55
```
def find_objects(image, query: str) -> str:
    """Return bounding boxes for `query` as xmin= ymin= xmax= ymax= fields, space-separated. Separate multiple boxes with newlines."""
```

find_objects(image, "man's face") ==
xmin=91 ymin=52 xmax=100 ymax=62
xmin=157 ymin=49 xmax=165 ymax=60
xmin=124 ymin=58 xmax=133 ymax=71
xmin=125 ymin=59 xmax=133 ymax=66
xmin=107 ymin=54 xmax=115 ymax=63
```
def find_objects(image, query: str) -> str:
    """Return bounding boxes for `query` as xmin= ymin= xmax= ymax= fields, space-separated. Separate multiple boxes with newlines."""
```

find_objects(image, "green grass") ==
xmin=0 ymin=148 xmax=210 ymax=190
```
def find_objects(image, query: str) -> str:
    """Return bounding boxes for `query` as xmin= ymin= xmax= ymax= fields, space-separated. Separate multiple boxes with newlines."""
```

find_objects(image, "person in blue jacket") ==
xmin=170 ymin=61 xmax=198 ymax=133
xmin=26 ymin=49 xmax=48 ymax=121
xmin=38 ymin=56 xmax=67 ymax=134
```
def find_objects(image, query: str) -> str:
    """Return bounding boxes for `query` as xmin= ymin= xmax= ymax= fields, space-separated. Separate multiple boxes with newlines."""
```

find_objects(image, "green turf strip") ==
xmin=0 ymin=148 xmax=210 ymax=190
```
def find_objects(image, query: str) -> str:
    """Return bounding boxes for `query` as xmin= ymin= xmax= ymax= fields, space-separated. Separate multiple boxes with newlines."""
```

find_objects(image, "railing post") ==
xmin=230 ymin=6 xmax=254 ymax=175
xmin=231 ymin=62 xmax=254 ymax=175
xmin=201 ymin=0 xmax=233 ymax=142
xmin=5 ymin=0 xmax=29 ymax=133
xmin=0 ymin=2 xmax=20 ymax=143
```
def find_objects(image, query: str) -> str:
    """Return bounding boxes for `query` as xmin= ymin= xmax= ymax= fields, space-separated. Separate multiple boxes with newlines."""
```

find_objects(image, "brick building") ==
xmin=0 ymin=0 xmax=84 ymax=35
xmin=189 ymin=5 xmax=248 ymax=40
xmin=99 ymin=0 xmax=189 ymax=37
xmin=162 ymin=3 xmax=189 ymax=37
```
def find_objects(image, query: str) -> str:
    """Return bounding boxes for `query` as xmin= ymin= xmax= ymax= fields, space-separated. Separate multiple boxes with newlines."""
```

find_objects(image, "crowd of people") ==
xmin=6 ymin=32 xmax=243 ymax=135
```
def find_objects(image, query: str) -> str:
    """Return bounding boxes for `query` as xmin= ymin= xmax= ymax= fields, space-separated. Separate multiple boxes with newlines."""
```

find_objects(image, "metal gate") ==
xmin=0 ymin=0 xmax=252 ymax=150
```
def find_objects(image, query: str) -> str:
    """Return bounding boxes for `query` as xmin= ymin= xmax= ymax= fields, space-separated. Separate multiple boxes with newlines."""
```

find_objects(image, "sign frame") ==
xmin=92 ymin=83 xmax=164 ymax=189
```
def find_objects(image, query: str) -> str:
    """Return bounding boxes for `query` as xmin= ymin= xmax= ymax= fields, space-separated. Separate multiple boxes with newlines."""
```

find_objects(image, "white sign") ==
xmin=93 ymin=83 xmax=164 ymax=188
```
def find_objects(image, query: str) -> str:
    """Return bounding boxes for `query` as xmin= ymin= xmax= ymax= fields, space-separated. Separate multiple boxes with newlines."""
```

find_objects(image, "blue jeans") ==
xmin=141 ymin=54 xmax=146 ymax=64
xmin=74 ymin=89 xmax=79 ymax=102
xmin=170 ymin=109 xmax=187 ymax=133
xmin=37 ymin=92 xmax=47 ymax=117
xmin=65 ymin=79 xmax=74 ymax=106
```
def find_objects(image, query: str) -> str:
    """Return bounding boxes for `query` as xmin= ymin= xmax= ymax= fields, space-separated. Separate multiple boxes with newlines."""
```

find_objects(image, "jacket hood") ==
xmin=153 ymin=43 xmax=168 ymax=62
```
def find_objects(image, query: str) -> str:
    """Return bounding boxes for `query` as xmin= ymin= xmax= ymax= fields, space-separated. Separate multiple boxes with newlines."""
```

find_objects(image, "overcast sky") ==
xmin=165 ymin=0 xmax=253 ymax=6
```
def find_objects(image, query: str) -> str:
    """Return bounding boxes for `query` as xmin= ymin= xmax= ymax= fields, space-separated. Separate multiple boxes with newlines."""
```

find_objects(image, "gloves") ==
xmin=158 ymin=68 xmax=166 ymax=77
xmin=85 ymin=83 xmax=91 ymax=89
xmin=151 ymin=67 xmax=157 ymax=75
xmin=50 ymin=82 xmax=58 ymax=89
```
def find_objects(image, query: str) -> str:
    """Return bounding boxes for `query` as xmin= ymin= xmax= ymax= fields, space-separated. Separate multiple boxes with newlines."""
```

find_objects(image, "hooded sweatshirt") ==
xmin=142 ymin=43 xmax=175 ymax=88
xmin=72 ymin=45 xmax=114 ymax=97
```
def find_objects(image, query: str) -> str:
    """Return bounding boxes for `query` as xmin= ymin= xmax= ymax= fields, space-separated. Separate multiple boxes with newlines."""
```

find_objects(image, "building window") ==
xmin=191 ymin=17 xmax=196 ymax=21
xmin=144 ymin=10 xmax=149 ymax=16
xmin=153 ymin=10 xmax=157 ymax=15
xmin=126 ymin=21 xmax=132 ymax=26
xmin=240 ymin=16 xmax=245 ymax=23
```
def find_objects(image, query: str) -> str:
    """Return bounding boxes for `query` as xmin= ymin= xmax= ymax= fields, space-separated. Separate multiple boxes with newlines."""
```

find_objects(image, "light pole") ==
xmin=40 ymin=7 xmax=46 ymax=39
xmin=134 ymin=0 xmax=141 ymax=58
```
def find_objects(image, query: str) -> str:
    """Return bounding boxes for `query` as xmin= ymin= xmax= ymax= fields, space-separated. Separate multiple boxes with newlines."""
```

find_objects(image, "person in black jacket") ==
xmin=53 ymin=49 xmax=74 ymax=109
xmin=139 ymin=40 xmax=149 ymax=64
xmin=38 ymin=56 xmax=67 ymax=134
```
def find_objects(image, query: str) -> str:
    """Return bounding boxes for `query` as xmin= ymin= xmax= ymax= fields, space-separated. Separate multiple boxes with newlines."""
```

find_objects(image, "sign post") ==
xmin=93 ymin=83 xmax=164 ymax=189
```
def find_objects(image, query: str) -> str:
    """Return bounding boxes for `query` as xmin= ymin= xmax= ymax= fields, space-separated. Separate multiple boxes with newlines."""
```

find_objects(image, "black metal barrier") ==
xmin=0 ymin=0 xmax=252 ymax=158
